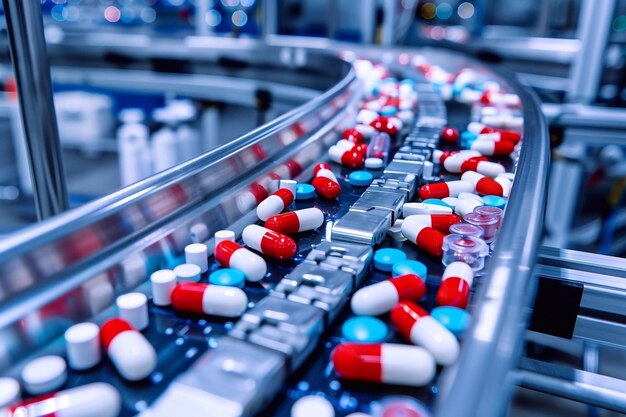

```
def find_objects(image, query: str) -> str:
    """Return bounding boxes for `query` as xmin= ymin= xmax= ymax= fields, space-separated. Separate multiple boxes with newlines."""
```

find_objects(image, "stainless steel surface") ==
xmin=574 ymin=317 xmax=626 ymax=349
xmin=539 ymin=246 xmax=626 ymax=279
xmin=436 ymin=67 xmax=550 ymax=416
xmin=1 ymin=0 xmax=68 ymax=219
xmin=568 ymin=0 xmax=616 ymax=104
xmin=517 ymin=358 xmax=626 ymax=413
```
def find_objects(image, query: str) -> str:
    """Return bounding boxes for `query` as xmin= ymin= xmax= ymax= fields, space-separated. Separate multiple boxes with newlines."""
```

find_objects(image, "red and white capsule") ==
xmin=403 ymin=214 xmax=462 ymax=234
xmin=351 ymin=274 xmax=425 ymax=316
xmin=331 ymin=343 xmax=435 ymax=387
xmin=242 ymin=224 xmax=297 ymax=260
xmin=471 ymin=139 xmax=515 ymax=156
xmin=390 ymin=301 xmax=459 ymax=366
xmin=495 ymin=176 xmax=513 ymax=197
xmin=342 ymin=128 xmax=366 ymax=143
xmin=437 ymin=262 xmax=474 ymax=309
xmin=171 ymin=282 xmax=247 ymax=317
xmin=337 ymin=140 xmax=368 ymax=156
xmin=328 ymin=145 xmax=365 ymax=169
xmin=100 ymin=318 xmax=157 ymax=381
xmin=370 ymin=116 xmax=399 ymax=136
xmin=461 ymin=171 xmax=504 ymax=196
xmin=312 ymin=173 xmax=341 ymax=200
xmin=467 ymin=122 xmax=521 ymax=144
xmin=1 ymin=383 xmax=122 ymax=417
xmin=215 ymin=240 xmax=267 ymax=281
xmin=460 ymin=156 xmax=505 ymax=177
xmin=265 ymin=208 xmax=324 ymax=235
xmin=419 ymin=180 xmax=473 ymax=200
xmin=401 ymin=221 xmax=445 ymax=257
xmin=256 ymin=188 xmax=294 ymax=221
xmin=441 ymin=151 xmax=482 ymax=172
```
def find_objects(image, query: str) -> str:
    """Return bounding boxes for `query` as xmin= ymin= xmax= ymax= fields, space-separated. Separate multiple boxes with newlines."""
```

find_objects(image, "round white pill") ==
xmin=214 ymin=230 xmax=235 ymax=249
xmin=116 ymin=292 xmax=149 ymax=331
xmin=185 ymin=243 xmax=208 ymax=273
xmin=174 ymin=263 xmax=201 ymax=283
xmin=291 ymin=396 xmax=335 ymax=417
xmin=151 ymin=269 xmax=177 ymax=306
xmin=0 ymin=377 xmax=20 ymax=407
xmin=21 ymin=355 xmax=67 ymax=395
xmin=365 ymin=157 xmax=384 ymax=170
xmin=64 ymin=322 xmax=101 ymax=370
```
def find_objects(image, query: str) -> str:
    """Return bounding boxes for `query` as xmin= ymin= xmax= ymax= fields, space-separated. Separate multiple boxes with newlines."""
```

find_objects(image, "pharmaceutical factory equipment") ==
xmin=0 ymin=2 xmax=625 ymax=417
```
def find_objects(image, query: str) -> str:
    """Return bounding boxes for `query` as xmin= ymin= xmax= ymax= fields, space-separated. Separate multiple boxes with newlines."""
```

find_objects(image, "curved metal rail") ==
xmin=434 ymin=63 xmax=550 ymax=417
xmin=0 ymin=46 xmax=360 ymax=367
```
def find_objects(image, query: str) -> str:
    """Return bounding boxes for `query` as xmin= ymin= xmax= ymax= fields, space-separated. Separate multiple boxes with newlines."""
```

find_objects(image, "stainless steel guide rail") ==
xmin=0 ymin=41 xmax=550 ymax=417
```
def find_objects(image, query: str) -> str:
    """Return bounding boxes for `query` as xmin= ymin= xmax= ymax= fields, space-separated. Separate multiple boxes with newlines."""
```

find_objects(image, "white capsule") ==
xmin=291 ymin=395 xmax=334 ymax=417
xmin=101 ymin=319 xmax=156 ymax=381
xmin=0 ymin=383 xmax=121 ymax=417
xmin=214 ymin=230 xmax=235 ymax=249
xmin=351 ymin=274 xmax=425 ymax=316
xmin=64 ymin=322 xmax=101 ymax=371
xmin=392 ymin=302 xmax=459 ymax=366
xmin=357 ymin=109 xmax=378 ymax=125
xmin=495 ymin=177 xmax=512 ymax=197
xmin=184 ymin=243 xmax=208 ymax=273
xmin=455 ymin=198 xmax=483 ymax=217
xmin=0 ymin=377 xmax=20 ymax=408
xmin=458 ymin=192 xmax=483 ymax=203
xmin=403 ymin=202 xmax=452 ymax=217
xmin=442 ymin=151 xmax=482 ymax=173
xmin=116 ymin=292 xmax=149 ymax=331
xmin=21 ymin=355 xmax=67 ymax=395
xmin=174 ymin=263 xmax=201 ymax=283
xmin=355 ymin=124 xmax=376 ymax=138
xmin=257 ymin=188 xmax=294 ymax=221
xmin=150 ymin=269 xmax=177 ymax=306
xmin=316 ymin=168 xmax=338 ymax=182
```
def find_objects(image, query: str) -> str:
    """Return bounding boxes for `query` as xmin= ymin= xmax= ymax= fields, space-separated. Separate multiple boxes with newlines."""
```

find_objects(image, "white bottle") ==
xmin=117 ymin=108 xmax=151 ymax=187
xmin=170 ymin=100 xmax=200 ymax=163
xmin=151 ymin=107 xmax=179 ymax=173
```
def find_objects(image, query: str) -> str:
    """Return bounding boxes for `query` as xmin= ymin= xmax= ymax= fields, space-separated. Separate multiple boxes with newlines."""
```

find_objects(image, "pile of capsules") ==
xmin=0 ymin=57 xmax=521 ymax=417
